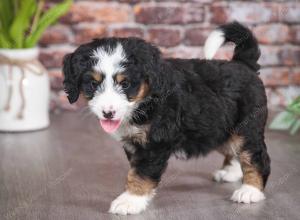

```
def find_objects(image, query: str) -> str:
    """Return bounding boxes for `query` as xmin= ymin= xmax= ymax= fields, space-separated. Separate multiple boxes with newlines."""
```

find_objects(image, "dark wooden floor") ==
xmin=0 ymin=112 xmax=300 ymax=220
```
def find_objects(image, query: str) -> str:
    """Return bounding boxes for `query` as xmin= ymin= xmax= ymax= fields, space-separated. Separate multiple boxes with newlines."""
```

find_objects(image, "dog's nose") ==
xmin=102 ymin=110 xmax=115 ymax=119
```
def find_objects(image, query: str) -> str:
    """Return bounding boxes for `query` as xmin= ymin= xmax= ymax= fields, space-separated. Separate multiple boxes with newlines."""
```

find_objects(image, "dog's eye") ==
xmin=90 ymin=80 xmax=99 ymax=90
xmin=120 ymin=79 xmax=130 ymax=89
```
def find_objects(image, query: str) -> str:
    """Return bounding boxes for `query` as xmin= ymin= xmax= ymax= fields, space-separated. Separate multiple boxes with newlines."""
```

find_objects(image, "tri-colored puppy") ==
xmin=63 ymin=22 xmax=271 ymax=215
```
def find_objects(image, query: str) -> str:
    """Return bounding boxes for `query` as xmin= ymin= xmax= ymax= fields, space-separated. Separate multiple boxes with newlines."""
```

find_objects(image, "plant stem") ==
xmin=30 ymin=0 xmax=45 ymax=34
xmin=13 ymin=0 xmax=18 ymax=16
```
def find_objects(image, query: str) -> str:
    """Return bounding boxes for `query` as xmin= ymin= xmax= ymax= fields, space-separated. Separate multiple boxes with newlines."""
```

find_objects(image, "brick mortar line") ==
xmin=39 ymin=44 xmax=76 ymax=50
xmin=64 ymin=22 xmax=300 ymax=31
xmin=260 ymin=64 xmax=300 ymax=68
xmin=39 ymin=42 xmax=300 ymax=51
xmin=214 ymin=1 xmax=300 ymax=5
xmin=261 ymin=44 xmax=300 ymax=49
xmin=131 ymin=2 xmax=194 ymax=7
xmin=71 ymin=1 xmax=133 ymax=8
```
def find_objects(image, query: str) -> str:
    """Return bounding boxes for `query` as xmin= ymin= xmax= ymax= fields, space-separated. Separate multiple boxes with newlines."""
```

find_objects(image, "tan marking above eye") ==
xmin=130 ymin=82 xmax=150 ymax=102
xmin=91 ymin=72 xmax=103 ymax=82
xmin=115 ymin=73 xmax=126 ymax=83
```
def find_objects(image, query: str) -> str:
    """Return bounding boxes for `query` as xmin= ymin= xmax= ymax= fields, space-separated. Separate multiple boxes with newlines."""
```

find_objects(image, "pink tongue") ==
xmin=99 ymin=119 xmax=121 ymax=133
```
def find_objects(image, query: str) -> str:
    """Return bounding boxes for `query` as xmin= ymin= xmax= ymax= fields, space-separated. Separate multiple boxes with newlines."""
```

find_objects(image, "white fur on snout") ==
xmin=88 ymin=88 xmax=132 ymax=121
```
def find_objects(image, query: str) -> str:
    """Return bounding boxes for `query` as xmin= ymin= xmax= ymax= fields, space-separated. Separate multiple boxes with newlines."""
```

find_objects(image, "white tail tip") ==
xmin=204 ymin=30 xmax=225 ymax=60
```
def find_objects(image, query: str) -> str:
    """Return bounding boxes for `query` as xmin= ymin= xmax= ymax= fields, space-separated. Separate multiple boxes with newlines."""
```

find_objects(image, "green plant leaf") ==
xmin=269 ymin=111 xmax=297 ymax=130
xmin=0 ymin=0 xmax=14 ymax=33
xmin=9 ymin=0 xmax=36 ymax=48
xmin=24 ymin=0 xmax=72 ymax=48
xmin=0 ymin=0 xmax=15 ymax=47
xmin=290 ymin=120 xmax=300 ymax=135
xmin=0 ymin=33 xmax=13 ymax=48
xmin=288 ymin=104 xmax=300 ymax=114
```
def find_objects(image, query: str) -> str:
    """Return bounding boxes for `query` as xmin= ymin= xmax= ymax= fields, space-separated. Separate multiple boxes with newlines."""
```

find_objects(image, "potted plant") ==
xmin=0 ymin=0 xmax=72 ymax=131
xmin=270 ymin=96 xmax=300 ymax=135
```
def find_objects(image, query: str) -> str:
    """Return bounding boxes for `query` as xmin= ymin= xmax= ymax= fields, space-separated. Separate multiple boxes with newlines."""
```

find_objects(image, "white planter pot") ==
xmin=0 ymin=48 xmax=50 ymax=132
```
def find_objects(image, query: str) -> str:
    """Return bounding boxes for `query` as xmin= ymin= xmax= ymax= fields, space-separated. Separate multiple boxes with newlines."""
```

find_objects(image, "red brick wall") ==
xmin=40 ymin=0 xmax=300 ymax=111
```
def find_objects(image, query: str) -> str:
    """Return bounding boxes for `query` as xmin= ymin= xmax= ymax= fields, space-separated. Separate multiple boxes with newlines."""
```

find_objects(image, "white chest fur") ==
xmin=111 ymin=121 xmax=150 ymax=145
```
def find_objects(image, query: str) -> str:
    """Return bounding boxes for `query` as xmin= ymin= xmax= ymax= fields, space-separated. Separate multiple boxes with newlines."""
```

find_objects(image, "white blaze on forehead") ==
xmin=89 ymin=42 xmax=134 ymax=123
xmin=91 ymin=43 xmax=127 ymax=94
xmin=92 ymin=43 xmax=126 ymax=76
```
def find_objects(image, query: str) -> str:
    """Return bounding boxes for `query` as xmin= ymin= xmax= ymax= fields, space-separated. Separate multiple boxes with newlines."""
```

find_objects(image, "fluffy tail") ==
xmin=204 ymin=22 xmax=261 ymax=71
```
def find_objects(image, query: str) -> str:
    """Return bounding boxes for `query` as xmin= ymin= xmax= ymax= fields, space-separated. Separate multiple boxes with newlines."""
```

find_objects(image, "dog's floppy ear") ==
xmin=63 ymin=53 xmax=80 ymax=104
xmin=134 ymin=40 xmax=164 ymax=96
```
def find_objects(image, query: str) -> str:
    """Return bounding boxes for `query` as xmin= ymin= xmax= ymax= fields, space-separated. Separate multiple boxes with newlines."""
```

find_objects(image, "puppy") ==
xmin=63 ymin=22 xmax=271 ymax=215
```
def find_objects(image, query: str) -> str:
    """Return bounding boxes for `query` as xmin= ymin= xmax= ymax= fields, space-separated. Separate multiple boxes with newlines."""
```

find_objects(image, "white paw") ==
xmin=109 ymin=191 xmax=154 ymax=215
xmin=231 ymin=184 xmax=265 ymax=204
xmin=213 ymin=159 xmax=243 ymax=182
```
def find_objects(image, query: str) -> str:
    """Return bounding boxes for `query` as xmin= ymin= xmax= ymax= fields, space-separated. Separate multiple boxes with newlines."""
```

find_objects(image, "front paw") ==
xmin=109 ymin=191 xmax=153 ymax=215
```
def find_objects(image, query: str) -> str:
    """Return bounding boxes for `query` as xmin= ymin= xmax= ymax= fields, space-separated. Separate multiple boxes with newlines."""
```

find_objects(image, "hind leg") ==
xmin=213 ymin=135 xmax=243 ymax=182
xmin=231 ymin=140 xmax=271 ymax=203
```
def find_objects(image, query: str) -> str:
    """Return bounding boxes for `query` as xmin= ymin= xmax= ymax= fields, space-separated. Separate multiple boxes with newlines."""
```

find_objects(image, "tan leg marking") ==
xmin=239 ymin=151 xmax=263 ymax=190
xmin=217 ymin=134 xmax=244 ymax=166
xmin=126 ymin=169 xmax=157 ymax=195
xmin=223 ymin=155 xmax=234 ymax=167
xmin=218 ymin=134 xmax=244 ymax=156
xmin=213 ymin=135 xmax=244 ymax=182
xmin=109 ymin=169 xmax=156 ymax=215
